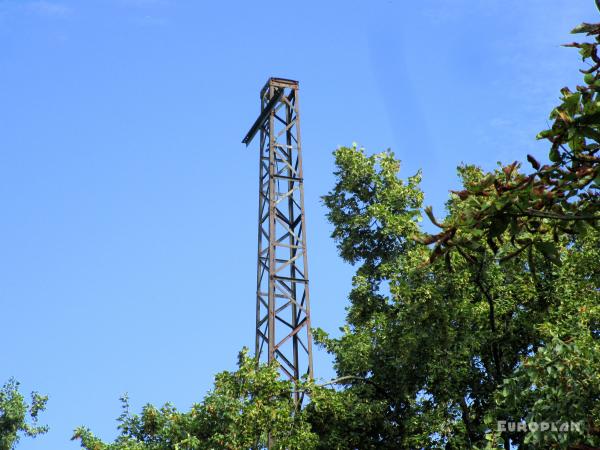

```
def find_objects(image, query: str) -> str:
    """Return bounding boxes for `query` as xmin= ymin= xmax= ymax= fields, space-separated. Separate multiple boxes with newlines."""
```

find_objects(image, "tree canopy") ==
xmin=320 ymin=148 xmax=599 ymax=449
xmin=0 ymin=379 xmax=47 ymax=450
xmin=422 ymin=22 xmax=599 ymax=268
xmin=72 ymin=349 xmax=317 ymax=450
xmin=316 ymin=15 xmax=599 ymax=450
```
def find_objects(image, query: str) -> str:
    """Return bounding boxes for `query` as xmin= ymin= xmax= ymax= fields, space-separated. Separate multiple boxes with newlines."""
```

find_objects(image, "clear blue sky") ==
xmin=1 ymin=0 xmax=597 ymax=448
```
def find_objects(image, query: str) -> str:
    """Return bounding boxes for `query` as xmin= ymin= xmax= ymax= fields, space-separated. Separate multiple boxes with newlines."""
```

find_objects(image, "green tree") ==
xmin=488 ymin=228 xmax=600 ymax=450
xmin=0 ymin=379 xmax=48 ymax=450
xmin=319 ymin=144 xmax=599 ymax=449
xmin=72 ymin=349 xmax=318 ymax=450
xmin=422 ymin=22 xmax=599 ymax=266
xmin=315 ymin=10 xmax=600 ymax=450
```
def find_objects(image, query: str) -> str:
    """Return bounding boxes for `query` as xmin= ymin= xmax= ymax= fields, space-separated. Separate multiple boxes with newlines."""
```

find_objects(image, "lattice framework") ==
xmin=243 ymin=78 xmax=313 ymax=403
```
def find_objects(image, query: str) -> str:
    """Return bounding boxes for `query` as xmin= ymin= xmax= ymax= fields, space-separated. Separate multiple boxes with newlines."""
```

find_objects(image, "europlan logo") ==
xmin=497 ymin=420 xmax=585 ymax=433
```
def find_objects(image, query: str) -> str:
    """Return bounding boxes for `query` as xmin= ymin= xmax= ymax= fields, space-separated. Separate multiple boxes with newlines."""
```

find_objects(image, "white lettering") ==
xmin=571 ymin=421 xmax=583 ymax=433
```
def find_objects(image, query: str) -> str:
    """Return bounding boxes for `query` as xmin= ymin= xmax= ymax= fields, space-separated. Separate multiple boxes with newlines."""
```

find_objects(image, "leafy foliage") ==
xmin=72 ymin=349 xmax=318 ymax=450
xmin=488 ymin=229 xmax=600 ymax=449
xmin=319 ymin=140 xmax=599 ymax=449
xmin=0 ymin=379 xmax=47 ymax=450
xmin=421 ymin=23 xmax=599 ymax=267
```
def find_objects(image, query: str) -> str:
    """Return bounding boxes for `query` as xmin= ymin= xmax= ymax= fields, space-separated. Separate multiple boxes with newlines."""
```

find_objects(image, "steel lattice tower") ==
xmin=243 ymin=78 xmax=313 ymax=401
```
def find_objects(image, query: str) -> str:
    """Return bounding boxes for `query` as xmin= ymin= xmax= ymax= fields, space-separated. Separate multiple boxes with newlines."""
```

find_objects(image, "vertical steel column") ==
xmin=243 ymin=78 xmax=313 ymax=403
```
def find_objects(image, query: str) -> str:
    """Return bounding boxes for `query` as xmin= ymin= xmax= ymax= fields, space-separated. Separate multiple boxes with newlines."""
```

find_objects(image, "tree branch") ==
xmin=507 ymin=210 xmax=599 ymax=221
xmin=474 ymin=260 xmax=503 ymax=383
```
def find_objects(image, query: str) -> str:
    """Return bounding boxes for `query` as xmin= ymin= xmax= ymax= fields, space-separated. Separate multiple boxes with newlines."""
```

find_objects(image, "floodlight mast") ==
xmin=242 ymin=78 xmax=314 ymax=405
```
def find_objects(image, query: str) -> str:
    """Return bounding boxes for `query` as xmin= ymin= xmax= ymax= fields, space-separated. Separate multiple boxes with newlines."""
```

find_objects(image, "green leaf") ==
xmin=579 ymin=126 xmax=600 ymax=143
xmin=579 ymin=43 xmax=594 ymax=58
xmin=563 ymin=92 xmax=581 ymax=114
xmin=571 ymin=22 xmax=599 ymax=34
xmin=568 ymin=134 xmax=586 ymax=152
xmin=549 ymin=145 xmax=561 ymax=163
xmin=534 ymin=240 xmax=562 ymax=266
xmin=536 ymin=129 xmax=555 ymax=140
xmin=488 ymin=215 xmax=510 ymax=239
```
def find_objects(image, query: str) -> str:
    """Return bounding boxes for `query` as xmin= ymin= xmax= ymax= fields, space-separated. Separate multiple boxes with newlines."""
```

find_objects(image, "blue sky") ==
xmin=0 ymin=0 xmax=597 ymax=448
